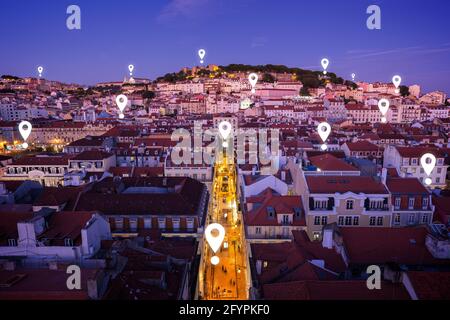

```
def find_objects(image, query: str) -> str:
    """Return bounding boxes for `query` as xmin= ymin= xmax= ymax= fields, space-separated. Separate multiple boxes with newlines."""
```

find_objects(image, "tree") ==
xmin=143 ymin=91 xmax=155 ymax=100
xmin=399 ymin=85 xmax=410 ymax=97
xmin=262 ymin=73 xmax=276 ymax=83
xmin=300 ymin=87 xmax=310 ymax=96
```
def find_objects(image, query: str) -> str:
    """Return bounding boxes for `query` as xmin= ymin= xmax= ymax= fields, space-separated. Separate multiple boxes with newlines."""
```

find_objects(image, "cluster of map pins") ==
xmin=317 ymin=122 xmax=331 ymax=151
xmin=205 ymin=223 xmax=225 ymax=265
xmin=420 ymin=153 xmax=436 ymax=186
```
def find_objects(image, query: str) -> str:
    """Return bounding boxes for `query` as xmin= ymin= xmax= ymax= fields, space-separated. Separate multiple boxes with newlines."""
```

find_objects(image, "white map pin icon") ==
xmin=351 ymin=73 xmax=356 ymax=81
xmin=205 ymin=223 xmax=225 ymax=265
xmin=420 ymin=153 xmax=436 ymax=177
xmin=248 ymin=73 xmax=258 ymax=93
xmin=116 ymin=94 xmax=128 ymax=119
xmin=19 ymin=121 xmax=32 ymax=148
xmin=198 ymin=49 xmax=206 ymax=63
xmin=321 ymin=58 xmax=329 ymax=74
xmin=128 ymin=64 xmax=134 ymax=75
xmin=37 ymin=66 xmax=43 ymax=77
xmin=378 ymin=99 xmax=390 ymax=123
xmin=392 ymin=75 xmax=402 ymax=93
xmin=318 ymin=122 xmax=331 ymax=150
xmin=219 ymin=121 xmax=232 ymax=139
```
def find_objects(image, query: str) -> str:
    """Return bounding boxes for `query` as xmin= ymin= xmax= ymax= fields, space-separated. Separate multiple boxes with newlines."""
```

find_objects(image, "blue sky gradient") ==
xmin=1 ymin=0 xmax=449 ymax=93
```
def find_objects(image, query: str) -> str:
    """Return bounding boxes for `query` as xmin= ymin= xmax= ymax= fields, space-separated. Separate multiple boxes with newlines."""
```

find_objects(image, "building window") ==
xmin=394 ymin=214 xmax=400 ymax=225
xmin=186 ymin=218 xmax=195 ymax=231
xmin=314 ymin=200 xmax=328 ymax=210
xmin=408 ymin=198 xmax=415 ymax=209
xmin=115 ymin=218 xmax=124 ymax=230
xmin=345 ymin=216 xmax=352 ymax=226
xmin=313 ymin=232 xmax=321 ymax=240
xmin=369 ymin=216 xmax=376 ymax=226
xmin=353 ymin=216 xmax=359 ymax=226
xmin=421 ymin=214 xmax=428 ymax=224
xmin=256 ymin=227 xmax=262 ymax=234
xmin=64 ymin=238 xmax=74 ymax=247
xmin=158 ymin=218 xmax=166 ymax=230
xmin=422 ymin=197 xmax=429 ymax=209
xmin=282 ymin=215 xmax=289 ymax=224
xmin=129 ymin=218 xmax=138 ymax=231
xmin=172 ymin=218 xmax=180 ymax=231
xmin=7 ymin=239 xmax=17 ymax=247
xmin=144 ymin=218 xmax=152 ymax=229
xmin=314 ymin=216 xmax=321 ymax=225
xmin=376 ymin=217 xmax=383 ymax=226
xmin=346 ymin=200 xmax=354 ymax=210
xmin=338 ymin=216 xmax=344 ymax=226
xmin=436 ymin=178 xmax=440 ymax=183
xmin=408 ymin=214 xmax=415 ymax=225
xmin=321 ymin=216 xmax=328 ymax=225
xmin=394 ymin=197 xmax=401 ymax=209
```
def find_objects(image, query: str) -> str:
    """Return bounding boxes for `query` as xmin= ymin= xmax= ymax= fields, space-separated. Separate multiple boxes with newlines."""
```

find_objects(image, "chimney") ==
xmin=48 ymin=261 xmax=58 ymax=270
xmin=322 ymin=228 xmax=333 ymax=249
xmin=381 ymin=167 xmax=388 ymax=184
xmin=281 ymin=170 xmax=286 ymax=181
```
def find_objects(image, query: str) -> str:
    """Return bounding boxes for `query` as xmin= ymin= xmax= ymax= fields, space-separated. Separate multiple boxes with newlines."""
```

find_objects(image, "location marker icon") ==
xmin=116 ymin=94 xmax=128 ymax=119
xmin=321 ymin=58 xmax=329 ymax=75
xmin=351 ymin=73 xmax=356 ymax=81
xmin=392 ymin=75 xmax=402 ymax=93
xmin=378 ymin=99 xmax=390 ymax=123
xmin=317 ymin=122 xmax=331 ymax=151
xmin=420 ymin=153 xmax=436 ymax=186
xmin=18 ymin=121 xmax=32 ymax=149
xmin=219 ymin=121 xmax=232 ymax=148
xmin=198 ymin=49 xmax=206 ymax=64
xmin=37 ymin=66 xmax=43 ymax=77
xmin=128 ymin=64 xmax=134 ymax=76
xmin=205 ymin=223 xmax=225 ymax=265
xmin=248 ymin=73 xmax=258 ymax=94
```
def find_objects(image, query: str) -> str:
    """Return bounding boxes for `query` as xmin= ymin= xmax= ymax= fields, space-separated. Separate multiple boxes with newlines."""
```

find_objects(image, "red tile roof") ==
xmin=306 ymin=176 xmax=388 ymax=194
xmin=12 ymin=155 xmax=71 ymax=166
xmin=262 ymin=280 xmax=410 ymax=300
xmin=309 ymin=154 xmax=358 ymax=172
xmin=340 ymin=227 xmax=447 ymax=265
xmin=344 ymin=140 xmax=380 ymax=152
xmin=407 ymin=271 xmax=450 ymax=300
xmin=72 ymin=151 xmax=114 ymax=161
xmin=0 ymin=267 xmax=98 ymax=300
xmin=386 ymin=178 xmax=429 ymax=194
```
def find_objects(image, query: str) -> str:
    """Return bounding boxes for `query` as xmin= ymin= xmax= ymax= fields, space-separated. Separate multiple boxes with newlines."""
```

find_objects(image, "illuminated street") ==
xmin=198 ymin=149 xmax=249 ymax=300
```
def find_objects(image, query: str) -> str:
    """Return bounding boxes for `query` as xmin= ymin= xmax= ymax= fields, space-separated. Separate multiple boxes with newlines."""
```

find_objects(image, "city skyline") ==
xmin=1 ymin=0 xmax=450 ymax=93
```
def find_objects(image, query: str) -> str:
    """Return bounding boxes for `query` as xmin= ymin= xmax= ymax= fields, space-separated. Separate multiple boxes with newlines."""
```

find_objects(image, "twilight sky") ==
xmin=1 ymin=0 xmax=449 ymax=93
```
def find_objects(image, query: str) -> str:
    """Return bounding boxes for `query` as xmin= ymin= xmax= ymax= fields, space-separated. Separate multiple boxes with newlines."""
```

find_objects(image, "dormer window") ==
xmin=408 ymin=198 xmax=415 ymax=209
xmin=266 ymin=206 xmax=275 ymax=218
xmin=422 ymin=197 xmax=429 ymax=209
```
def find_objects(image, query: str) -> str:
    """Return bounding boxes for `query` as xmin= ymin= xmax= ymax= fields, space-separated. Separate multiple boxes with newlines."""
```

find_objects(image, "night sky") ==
xmin=1 ymin=0 xmax=449 ymax=93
